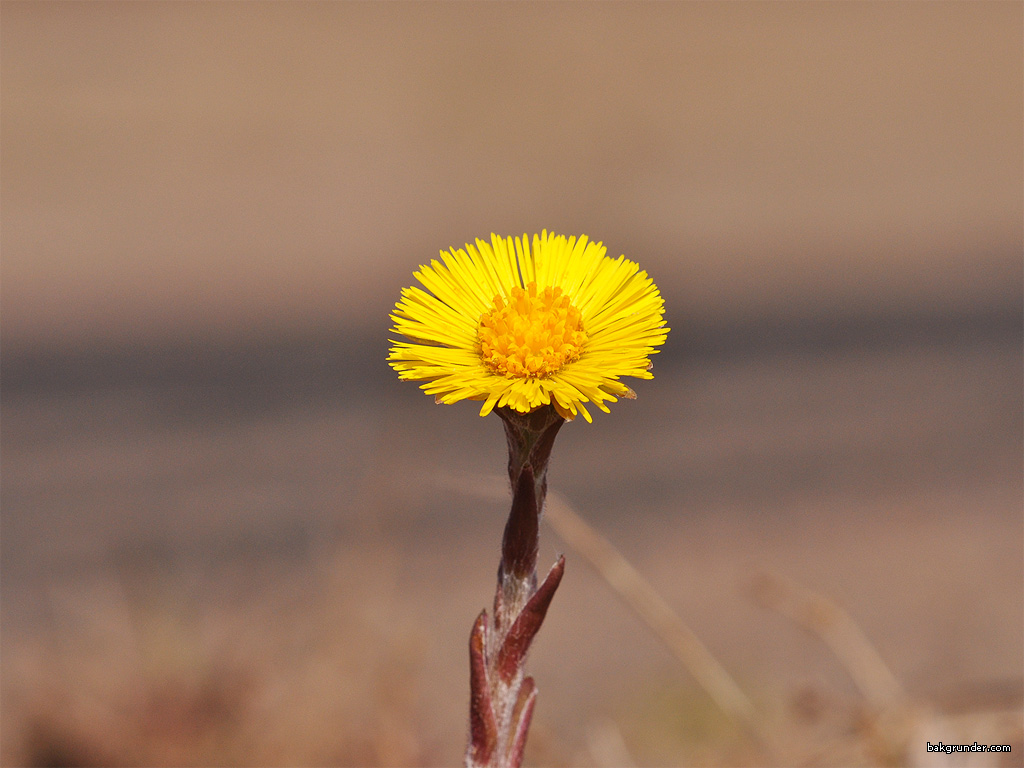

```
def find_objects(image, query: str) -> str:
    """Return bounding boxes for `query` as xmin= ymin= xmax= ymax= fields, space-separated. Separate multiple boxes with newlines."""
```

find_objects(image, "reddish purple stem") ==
xmin=465 ymin=405 xmax=566 ymax=768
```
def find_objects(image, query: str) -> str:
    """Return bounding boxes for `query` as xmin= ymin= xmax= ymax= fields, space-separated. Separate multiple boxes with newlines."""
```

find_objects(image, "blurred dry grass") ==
xmin=2 ymin=544 xmax=436 ymax=766
xmin=2 ymin=501 xmax=1020 ymax=767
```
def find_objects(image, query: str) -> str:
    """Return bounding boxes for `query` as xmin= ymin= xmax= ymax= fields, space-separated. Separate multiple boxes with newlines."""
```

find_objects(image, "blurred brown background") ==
xmin=1 ymin=3 xmax=1021 ymax=766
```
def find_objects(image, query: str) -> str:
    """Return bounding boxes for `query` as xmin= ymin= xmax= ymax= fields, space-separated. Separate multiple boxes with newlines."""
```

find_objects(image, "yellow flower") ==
xmin=388 ymin=231 xmax=669 ymax=422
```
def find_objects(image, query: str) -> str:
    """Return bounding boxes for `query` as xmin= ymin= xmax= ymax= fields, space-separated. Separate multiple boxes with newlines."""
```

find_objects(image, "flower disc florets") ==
xmin=388 ymin=231 xmax=668 ymax=422
xmin=479 ymin=283 xmax=587 ymax=378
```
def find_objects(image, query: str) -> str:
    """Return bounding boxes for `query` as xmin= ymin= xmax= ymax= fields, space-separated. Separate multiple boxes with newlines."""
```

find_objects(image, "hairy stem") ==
xmin=466 ymin=405 xmax=565 ymax=768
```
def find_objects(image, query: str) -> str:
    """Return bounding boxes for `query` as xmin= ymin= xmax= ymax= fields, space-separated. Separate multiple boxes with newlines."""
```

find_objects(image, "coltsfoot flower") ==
xmin=389 ymin=231 xmax=669 ymax=422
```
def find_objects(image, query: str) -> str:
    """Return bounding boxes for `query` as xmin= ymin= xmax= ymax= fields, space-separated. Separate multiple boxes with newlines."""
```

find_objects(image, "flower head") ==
xmin=388 ymin=231 xmax=668 ymax=422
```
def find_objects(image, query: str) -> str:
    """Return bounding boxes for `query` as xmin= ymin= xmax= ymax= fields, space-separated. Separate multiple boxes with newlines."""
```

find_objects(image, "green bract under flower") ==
xmin=388 ymin=231 xmax=668 ymax=422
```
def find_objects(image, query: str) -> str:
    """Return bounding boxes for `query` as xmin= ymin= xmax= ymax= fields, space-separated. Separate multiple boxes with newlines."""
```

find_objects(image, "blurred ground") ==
xmin=2 ymin=322 xmax=1021 ymax=765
